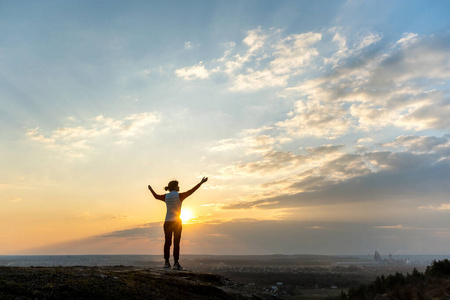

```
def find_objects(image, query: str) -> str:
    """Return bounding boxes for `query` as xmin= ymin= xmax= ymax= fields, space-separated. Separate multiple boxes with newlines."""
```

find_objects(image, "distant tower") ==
xmin=374 ymin=251 xmax=381 ymax=262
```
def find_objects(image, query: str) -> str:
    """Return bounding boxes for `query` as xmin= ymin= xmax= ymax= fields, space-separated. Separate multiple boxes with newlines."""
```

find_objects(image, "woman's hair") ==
xmin=165 ymin=180 xmax=179 ymax=192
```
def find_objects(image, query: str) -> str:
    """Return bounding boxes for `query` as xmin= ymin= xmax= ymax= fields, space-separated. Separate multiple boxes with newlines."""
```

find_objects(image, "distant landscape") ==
xmin=1 ymin=254 xmax=448 ymax=299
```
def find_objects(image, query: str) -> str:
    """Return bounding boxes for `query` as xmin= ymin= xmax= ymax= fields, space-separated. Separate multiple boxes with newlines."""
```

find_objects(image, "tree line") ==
xmin=337 ymin=259 xmax=450 ymax=300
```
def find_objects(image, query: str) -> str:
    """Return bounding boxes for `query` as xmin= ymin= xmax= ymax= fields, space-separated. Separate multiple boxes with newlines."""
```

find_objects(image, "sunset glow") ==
xmin=1 ymin=1 xmax=450 ymax=256
xmin=180 ymin=209 xmax=194 ymax=223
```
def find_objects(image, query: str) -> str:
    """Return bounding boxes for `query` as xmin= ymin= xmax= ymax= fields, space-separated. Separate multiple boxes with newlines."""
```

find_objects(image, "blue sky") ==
xmin=1 ymin=0 xmax=450 ymax=255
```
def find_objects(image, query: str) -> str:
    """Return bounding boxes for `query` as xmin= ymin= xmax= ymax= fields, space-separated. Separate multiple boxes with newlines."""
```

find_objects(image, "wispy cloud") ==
xmin=209 ymin=133 xmax=281 ymax=155
xmin=270 ymin=32 xmax=322 ymax=75
xmin=231 ymin=70 xmax=288 ymax=91
xmin=1 ymin=197 xmax=22 ymax=203
xmin=276 ymin=99 xmax=352 ymax=139
xmin=26 ymin=112 xmax=160 ymax=158
xmin=374 ymin=225 xmax=406 ymax=229
xmin=419 ymin=204 xmax=450 ymax=211
xmin=175 ymin=61 xmax=209 ymax=80
xmin=324 ymin=28 xmax=382 ymax=68
xmin=306 ymin=225 xmax=325 ymax=230
xmin=177 ymin=28 xmax=323 ymax=91
xmin=383 ymin=135 xmax=450 ymax=153
xmin=99 ymin=222 xmax=161 ymax=238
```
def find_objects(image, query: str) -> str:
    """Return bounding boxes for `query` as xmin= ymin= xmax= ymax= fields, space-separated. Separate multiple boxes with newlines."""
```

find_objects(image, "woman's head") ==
xmin=165 ymin=180 xmax=179 ymax=192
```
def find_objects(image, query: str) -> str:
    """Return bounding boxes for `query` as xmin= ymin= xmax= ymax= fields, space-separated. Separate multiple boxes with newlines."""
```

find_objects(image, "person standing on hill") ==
xmin=148 ymin=177 xmax=208 ymax=270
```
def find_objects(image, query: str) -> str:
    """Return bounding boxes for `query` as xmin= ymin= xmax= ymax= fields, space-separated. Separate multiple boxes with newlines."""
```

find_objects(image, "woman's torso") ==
xmin=165 ymin=191 xmax=182 ymax=221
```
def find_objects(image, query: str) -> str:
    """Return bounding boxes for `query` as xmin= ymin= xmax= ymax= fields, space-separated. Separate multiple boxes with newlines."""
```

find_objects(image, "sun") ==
xmin=180 ymin=208 xmax=194 ymax=222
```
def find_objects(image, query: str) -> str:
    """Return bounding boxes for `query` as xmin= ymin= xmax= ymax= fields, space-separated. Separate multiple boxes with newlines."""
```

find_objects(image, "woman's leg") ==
xmin=163 ymin=221 xmax=173 ymax=261
xmin=173 ymin=220 xmax=183 ymax=262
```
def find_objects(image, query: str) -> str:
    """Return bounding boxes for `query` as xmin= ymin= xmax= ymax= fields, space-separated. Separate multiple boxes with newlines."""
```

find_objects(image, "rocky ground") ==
xmin=0 ymin=266 xmax=276 ymax=300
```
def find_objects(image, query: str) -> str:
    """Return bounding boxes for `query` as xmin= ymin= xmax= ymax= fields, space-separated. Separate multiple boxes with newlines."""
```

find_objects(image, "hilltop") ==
xmin=0 ymin=266 xmax=275 ymax=300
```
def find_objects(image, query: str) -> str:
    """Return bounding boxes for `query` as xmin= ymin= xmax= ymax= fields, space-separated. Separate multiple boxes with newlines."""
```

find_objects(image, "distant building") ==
xmin=374 ymin=251 xmax=381 ymax=262
xmin=277 ymin=282 xmax=283 ymax=286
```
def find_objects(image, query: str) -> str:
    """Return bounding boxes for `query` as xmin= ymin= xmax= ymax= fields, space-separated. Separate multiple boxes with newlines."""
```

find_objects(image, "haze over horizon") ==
xmin=1 ymin=0 xmax=450 ymax=256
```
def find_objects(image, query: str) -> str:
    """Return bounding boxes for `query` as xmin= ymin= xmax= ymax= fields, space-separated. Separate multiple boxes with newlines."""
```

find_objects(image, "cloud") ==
xmin=209 ymin=136 xmax=271 ymax=153
xmin=383 ymin=135 xmax=450 ymax=153
xmin=95 ymin=113 xmax=160 ymax=137
xmin=209 ymin=130 xmax=284 ymax=155
xmin=395 ymin=92 xmax=450 ymax=131
xmin=349 ymin=103 xmax=397 ymax=129
xmin=396 ymin=33 xmax=419 ymax=47
xmin=221 ymin=146 xmax=450 ymax=210
xmin=231 ymin=69 xmax=288 ymax=91
xmin=306 ymin=226 xmax=325 ymax=230
xmin=175 ymin=28 xmax=449 ymax=136
xmin=305 ymin=144 xmax=344 ymax=155
xmin=281 ymin=32 xmax=450 ymax=133
xmin=324 ymin=28 xmax=382 ymax=68
xmin=26 ymin=112 xmax=160 ymax=158
xmin=372 ymin=35 xmax=450 ymax=84
xmin=99 ymin=222 xmax=161 ymax=238
xmin=108 ymin=215 xmax=129 ymax=221
xmin=373 ymin=225 xmax=405 ymax=229
xmin=419 ymin=203 xmax=450 ymax=211
xmin=0 ymin=196 xmax=22 ymax=203
xmin=75 ymin=211 xmax=128 ymax=221
xmin=221 ymin=151 xmax=306 ymax=176
xmin=179 ymin=28 xmax=322 ymax=91
xmin=227 ymin=30 xmax=321 ymax=91
xmin=181 ymin=28 xmax=450 ymax=244
xmin=26 ymin=128 xmax=56 ymax=145
xmin=242 ymin=27 xmax=267 ymax=54
xmin=175 ymin=61 xmax=209 ymax=80
xmin=23 ymin=219 xmax=450 ymax=255
xmin=270 ymin=32 xmax=322 ymax=75
xmin=434 ymin=204 xmax=450 ymax=211
xmin=213 ymin=140 xmax=346 ymax=180
xmin=276 ymin=100 xmax=352 ymax=139
xmin=76 ymin=211 xmax=98 ymax=219
xmin=216 ymin=27 xmax=269 ymax=75
xmin=176 ymin=29 xmax=449 ymax=135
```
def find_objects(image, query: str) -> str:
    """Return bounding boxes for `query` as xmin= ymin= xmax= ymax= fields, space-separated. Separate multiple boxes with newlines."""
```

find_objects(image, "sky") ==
xmin=1 ymin=0 xmax=450 ymax=256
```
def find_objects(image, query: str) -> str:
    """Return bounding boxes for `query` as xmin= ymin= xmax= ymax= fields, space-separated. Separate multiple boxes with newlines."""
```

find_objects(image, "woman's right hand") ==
xmin=201 ymin=177 xmax=208 ymax=184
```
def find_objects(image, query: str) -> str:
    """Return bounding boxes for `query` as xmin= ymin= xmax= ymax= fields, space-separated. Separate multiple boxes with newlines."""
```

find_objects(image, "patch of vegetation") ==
xmin=334 ymin=259 xmax=450 ymax=300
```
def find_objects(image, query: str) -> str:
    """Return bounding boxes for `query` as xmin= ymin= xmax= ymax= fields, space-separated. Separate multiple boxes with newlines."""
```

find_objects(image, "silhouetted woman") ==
xmin=148 ymin=177 xmax=208 ymax=270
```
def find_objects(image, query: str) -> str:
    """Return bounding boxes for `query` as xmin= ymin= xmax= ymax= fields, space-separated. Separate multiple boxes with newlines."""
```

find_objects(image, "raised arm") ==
xmin=148 ymin=185 xmax=165 ymax=201
xmin=179 ymin=177 xmax=208 ymax=202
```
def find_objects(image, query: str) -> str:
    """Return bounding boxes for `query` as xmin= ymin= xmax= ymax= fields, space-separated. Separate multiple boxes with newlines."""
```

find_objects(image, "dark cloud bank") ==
xmin=225 ymin=142 xmax=450 ymax=210
xmin=22 ymin=217 xmax=450 ymax=256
